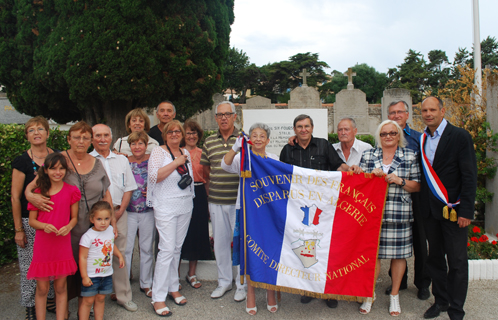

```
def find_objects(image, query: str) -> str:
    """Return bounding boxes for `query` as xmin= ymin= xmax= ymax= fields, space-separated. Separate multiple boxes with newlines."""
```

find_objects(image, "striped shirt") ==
xmin=201 ymin=129 xmax=239 ymax=205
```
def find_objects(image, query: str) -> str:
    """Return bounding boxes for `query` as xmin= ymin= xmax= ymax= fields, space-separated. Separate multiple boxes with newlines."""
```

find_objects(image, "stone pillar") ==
xmin=333 ymin=88 xmax=370 ymax=134
xmin=485 ymin=73 xmax=498 ymax=236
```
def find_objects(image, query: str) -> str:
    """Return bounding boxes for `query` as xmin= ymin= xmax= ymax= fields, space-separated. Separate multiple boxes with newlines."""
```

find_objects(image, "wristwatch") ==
xmin=401 ymin=179 xmax=406 ymax=187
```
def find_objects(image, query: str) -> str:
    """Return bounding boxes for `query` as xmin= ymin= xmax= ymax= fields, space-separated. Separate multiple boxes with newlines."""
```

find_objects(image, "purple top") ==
xmin=127 ymin=160 xmax=152 ymax=213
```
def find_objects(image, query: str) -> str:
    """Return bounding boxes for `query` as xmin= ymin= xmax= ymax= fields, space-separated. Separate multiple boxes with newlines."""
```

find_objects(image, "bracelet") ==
xmin=15 ymin=226 xmax=25 ymax=233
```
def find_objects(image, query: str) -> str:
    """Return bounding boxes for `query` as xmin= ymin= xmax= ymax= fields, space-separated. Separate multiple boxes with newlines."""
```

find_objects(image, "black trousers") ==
xmin=423 ymin=214 xmax=468 ymax=320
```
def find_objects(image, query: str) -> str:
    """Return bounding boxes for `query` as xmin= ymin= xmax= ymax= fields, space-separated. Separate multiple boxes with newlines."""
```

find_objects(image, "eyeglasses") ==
xmin=380 ymin=131 xmax=398 ymax=138
xmin=167 ymin=130 xmax=182 ymax=135
xmin=27 ymin=128 xmax=46 ymax=134
xmin=71 ymin=135 xmax=91 ymax=141
xmin=215 ymin=112 xmax=234 ymax=119
xmin=388 ymin=111 xmax=407 ymax=116
xmin=186 ymin=132 xmax=198 ymax=136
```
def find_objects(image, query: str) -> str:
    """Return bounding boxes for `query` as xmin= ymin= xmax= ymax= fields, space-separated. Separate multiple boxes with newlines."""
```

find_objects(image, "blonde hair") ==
xmin=375 ymin=120 xmax=406 ymax=148
xmin=125 ymin=108 xmax=150 ymax=133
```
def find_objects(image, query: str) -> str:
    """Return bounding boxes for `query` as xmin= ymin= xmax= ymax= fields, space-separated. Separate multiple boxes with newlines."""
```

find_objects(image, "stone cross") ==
xmin=344 ymin=67 xmax=356 ymax=90
xmin=299 ymin=68 xmax=310 ymax=87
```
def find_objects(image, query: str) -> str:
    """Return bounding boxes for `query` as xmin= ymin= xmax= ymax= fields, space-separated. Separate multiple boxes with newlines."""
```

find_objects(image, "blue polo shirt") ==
xmin=403 ymin=124 xmax=421 ymax=152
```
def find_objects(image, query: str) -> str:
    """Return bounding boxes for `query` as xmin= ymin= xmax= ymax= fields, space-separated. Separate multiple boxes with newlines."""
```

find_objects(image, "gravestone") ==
xmin=244 ymin=96 xmax=273 ymax=109
xmin=288 ymin=68 xmax=322 ymax=109
xmin=191 ymin=93 xmax=226 ymax=131
xmin=333 ymin=78 xmax=370 ymax=134
xmin=485 ymin=72 xmax=498 ymax=236
xmin=381 ymin=88 xmax=413 ymax=124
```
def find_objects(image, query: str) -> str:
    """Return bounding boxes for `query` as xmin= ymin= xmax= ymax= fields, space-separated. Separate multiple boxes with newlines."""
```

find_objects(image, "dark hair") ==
xmin=89 ymin=201 xmax=113 ymax=220
xmin=33 ymin=153 xmax=68 ymax=198
xmin=183 ymin=119 xmax=203 ymax=145
xmin=293 ymin=114 xmax=314 ymax=128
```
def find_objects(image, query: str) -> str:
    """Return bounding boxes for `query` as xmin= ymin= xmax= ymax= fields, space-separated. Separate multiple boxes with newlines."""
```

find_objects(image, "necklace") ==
xmin=30 ymin=149 xmax=49 ymax=175
xmin=31 ymin=148 xmax=49 ymax=159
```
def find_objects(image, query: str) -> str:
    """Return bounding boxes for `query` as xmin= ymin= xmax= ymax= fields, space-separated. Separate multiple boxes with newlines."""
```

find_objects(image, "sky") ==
xmin=230 ymin=0 xmax=498 ymax=74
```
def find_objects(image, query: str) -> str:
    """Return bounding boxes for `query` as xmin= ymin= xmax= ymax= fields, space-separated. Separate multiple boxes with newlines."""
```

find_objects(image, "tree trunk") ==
xmin=101 ymin=100 xmax=134 ymax=145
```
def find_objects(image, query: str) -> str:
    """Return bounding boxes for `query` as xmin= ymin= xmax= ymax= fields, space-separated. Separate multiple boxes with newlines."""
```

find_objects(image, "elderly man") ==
xmin=419 ymin=97 xmax=477 ymax=320
xmin=90 ymin=124 xmax=138 ymax=312
xmin=280 ymin=114 xmax=348 ymax=309
xmin=384 ymin=100 xmax=431 ymax=301
xmin=201 ymin=101 xmax=247 ymax=301
xmin=148 ymin=101 xmax=176 ymax=145
xmin=332 ymin=117 xmax=372 ymax=166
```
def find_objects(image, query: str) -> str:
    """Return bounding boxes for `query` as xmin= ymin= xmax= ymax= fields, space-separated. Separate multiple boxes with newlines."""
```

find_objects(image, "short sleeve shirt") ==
xmin=200 ymin=129 xmax=239 ymax=205
xmin=79 ymin=226 xmax=115 ymax=277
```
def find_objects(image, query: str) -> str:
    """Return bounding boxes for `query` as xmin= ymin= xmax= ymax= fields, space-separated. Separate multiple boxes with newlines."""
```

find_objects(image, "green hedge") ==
xmin=0 ymin=124 xmax=69 ymax=265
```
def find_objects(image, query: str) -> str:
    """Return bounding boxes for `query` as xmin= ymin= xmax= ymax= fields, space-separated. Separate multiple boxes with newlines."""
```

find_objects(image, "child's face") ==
xmin=44 ymin=161 xmax=66 ymax=182
xmin=90 ymin=210 xmax=111 ymax=232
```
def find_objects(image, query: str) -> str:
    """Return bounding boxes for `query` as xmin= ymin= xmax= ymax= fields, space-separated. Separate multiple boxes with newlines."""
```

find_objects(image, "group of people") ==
xmin=11 ymin=96 xmax=476 ymax=320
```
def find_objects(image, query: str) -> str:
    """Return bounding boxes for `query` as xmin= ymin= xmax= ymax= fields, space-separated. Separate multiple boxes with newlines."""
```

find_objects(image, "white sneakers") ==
xmin=234 ymin=288 xmax=247 ymax=302
xmin=119 ymin=300 xmax=138 ymax=312
xmin=211 ymin=285 xmax=233 ymax=299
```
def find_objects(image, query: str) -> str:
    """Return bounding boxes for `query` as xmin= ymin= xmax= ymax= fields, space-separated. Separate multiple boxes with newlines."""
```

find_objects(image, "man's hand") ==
xmin=287 ymin=135 xmax=297 ymax=146
xmin=457 ymin=217 xmax=471 ymax=228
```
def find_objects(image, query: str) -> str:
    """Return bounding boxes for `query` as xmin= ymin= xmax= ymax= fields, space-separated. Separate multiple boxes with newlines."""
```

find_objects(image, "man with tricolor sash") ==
xmin=419 ymin=96 xmax=477 ymax=320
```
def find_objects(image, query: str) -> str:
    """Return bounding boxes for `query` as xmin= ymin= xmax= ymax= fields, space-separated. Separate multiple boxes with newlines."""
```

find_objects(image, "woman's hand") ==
xmin=349 ymin=165 xmax=363 ymax=174
xmin=371 ymin=168 xmax=385 ymax=177
xmin=26 ymin=193 xmax=54 ymax=212
xmin=385 ymin=173 xmax=402 ymax=185
xmin=15 ymin=231 xmax=27 ymax=248
xmin=174 ymin=154 xmax=188 ymax=167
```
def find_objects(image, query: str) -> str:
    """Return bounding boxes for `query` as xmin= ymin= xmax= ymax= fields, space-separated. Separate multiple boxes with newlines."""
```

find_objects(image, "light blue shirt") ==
xmin=424 ymin=118 xmax=447 ymax=165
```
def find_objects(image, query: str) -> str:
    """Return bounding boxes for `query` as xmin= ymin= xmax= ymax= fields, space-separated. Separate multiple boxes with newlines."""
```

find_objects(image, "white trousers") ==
xmin=126 ymin=210 xmax=155 ymax=289
xmin=209 ymin=203 xmax=245 ymax=290
xmin=152 ymin=207 xmax=192 ymax=302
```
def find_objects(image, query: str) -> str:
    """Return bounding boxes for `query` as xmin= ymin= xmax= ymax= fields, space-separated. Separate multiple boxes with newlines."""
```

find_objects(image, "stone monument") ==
xmin=244 ymin=95 xmax=273 ymax=109
xmin=287 ymin=68 xmax=322 ymax=109
xmin=485 ymin=72 xmax=498 ymax=236
xmin=333 ymin=69 xmax=371 ymax=134
xmin=381 ymin=88 xmax=413 ymax=124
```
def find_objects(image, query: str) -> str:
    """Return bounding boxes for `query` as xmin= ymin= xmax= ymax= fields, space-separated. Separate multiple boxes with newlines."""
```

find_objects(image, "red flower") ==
xmin=492 ymin=241 xmax=497 ymax=245
xmin=467 ymin=242 xmax=470 ymax=247
xmin=471 ymin=236 xmax=479 ymax=242
xmin=479 ymin=235 xmax=489 ymax=242
xmin=472 ymin=226 xmax=481 ymax=233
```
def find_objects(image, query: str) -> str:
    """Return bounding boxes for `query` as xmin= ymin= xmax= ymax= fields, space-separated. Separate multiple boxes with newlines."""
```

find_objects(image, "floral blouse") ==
xmin=127 ymin=160 xmax=152 ymax=213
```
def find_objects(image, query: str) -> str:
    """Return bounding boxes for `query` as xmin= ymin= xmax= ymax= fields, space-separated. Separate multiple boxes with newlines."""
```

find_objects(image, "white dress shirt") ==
xmin=333 ymin=138 xmax=373 ymax=166
xmin=90 ymin=150 xmax=137 ymax=206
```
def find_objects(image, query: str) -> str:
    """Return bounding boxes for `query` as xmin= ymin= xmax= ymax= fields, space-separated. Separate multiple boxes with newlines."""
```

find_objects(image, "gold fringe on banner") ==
xmin=241 ymin=171 xmax=252 ymax=178
xmin=363 ymin=173 xmax=373 ymax=179
xmin=450 ymin=208 xmax=458 ymax=222
xmin=346 ymin=171 xmax=354 ymax=176
xmin=443 ymin=206 xmax=449 ymax=220
xmin=246 ymin=276 xmax=371 ymax=303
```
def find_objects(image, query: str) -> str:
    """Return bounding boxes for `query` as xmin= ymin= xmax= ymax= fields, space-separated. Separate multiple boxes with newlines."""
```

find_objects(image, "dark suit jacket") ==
xmin=419 ymin=122 xmax=477 ymax=220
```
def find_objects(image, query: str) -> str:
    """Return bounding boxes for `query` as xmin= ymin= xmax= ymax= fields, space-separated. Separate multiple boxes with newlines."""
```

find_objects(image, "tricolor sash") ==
xmin=420 ymin=133 xmax=460 ymax=221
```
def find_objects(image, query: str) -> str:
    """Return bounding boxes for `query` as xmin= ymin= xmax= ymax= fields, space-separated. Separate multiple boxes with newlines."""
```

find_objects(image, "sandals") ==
xmin=266 ymin=291 xmax=278 ymax=313
xmin=186 ymin=274 xmax=202 ymax=289
xmin=151 ymin=301 xmax=172 ymax=317
xmin=110 ymin=292 xmax=117 ymax=301
xmin=389 ymin=294 xmax=401 ymax=316
xmin=246 ymin=303 xmax=257 ymax=316
xmin=25 ymin=307 xmax=36 ymax=320
xmin=46 ymin=297 xmax=56 ymax=313
xmin=168 ymin=293 xmax=187 ymax=306
xmin=140 ymin=287 xmax=153 ymax=298
xmin=359 ymin=292 xmax=376 ymax=315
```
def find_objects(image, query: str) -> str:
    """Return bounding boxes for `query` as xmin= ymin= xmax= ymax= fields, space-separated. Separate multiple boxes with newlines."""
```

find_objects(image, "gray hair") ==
xmin=338 ymin=117 xmax=356 ymax=128
xmin=375 ymin=120 xmax=406 ymax=148
xmin=92 ymin=124 xmax=113 ymax=139
xmin=422 ymin=96 xmax=444 ymax=110
xmin=388 ymin=100 xmax=409 ymax=113
xmin=215 ymin=101 xmax=236 ymax=114
xmin=293 ymin=114 xmax=314 ymax=128
xmin=249 ymin=123 xmax=271 ymax=138
xmin=156 ymin=100 xmax=176 ymax=113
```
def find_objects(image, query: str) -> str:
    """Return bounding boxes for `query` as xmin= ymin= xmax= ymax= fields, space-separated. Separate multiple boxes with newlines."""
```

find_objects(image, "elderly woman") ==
xmin=147 ymin=120 xmax=194 ymax=317
xmin=125 ymin=131 xmax=155 ymax=298
xmin=113 ymin=108 xmax=159 ymax=156
xmin=221 ymin=123 xmax=278 ymax=315
xmin=351 ymin=120 xmax=420 ymax=317
xmin=26 ymin=121 xmax=114 ymax=316
xmin=11 ymin=116 xmax=57 ymax=320
xmin=179 ymin=120 xmax=212 ymax=289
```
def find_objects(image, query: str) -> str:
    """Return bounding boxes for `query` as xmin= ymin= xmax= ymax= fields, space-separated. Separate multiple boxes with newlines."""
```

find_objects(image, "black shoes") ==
xmin=417 ymin=287 xmax=431 ymax=300
xmin=384 ymin=283 xmax=408 ymax=295
xmin=300 ymin=295 xmax=313 ymax=304
xmin=423 ymin=303 xmax=449 ymax=319
xmin=325 ymin=299 xmax=338 ymax=308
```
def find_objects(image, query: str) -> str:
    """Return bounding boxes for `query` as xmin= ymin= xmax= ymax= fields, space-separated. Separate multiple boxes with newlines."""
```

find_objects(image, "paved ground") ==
xmin=2 ymin=252 xmax=497 ymax=319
